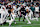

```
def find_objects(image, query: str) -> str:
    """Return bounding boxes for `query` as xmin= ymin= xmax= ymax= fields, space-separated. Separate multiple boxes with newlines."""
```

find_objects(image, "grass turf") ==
xmin=0 ymin=17 xmax=40 ymax=27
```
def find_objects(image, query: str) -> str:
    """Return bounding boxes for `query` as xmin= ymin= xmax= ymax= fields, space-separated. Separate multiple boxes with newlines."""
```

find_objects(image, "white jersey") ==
xmin=17 ymin=7 xmax=21 ymax=11
xmin=17 ymin=7 xmax=21 ymax=15
xmin=35 ymin=6 xmax=39 ymax=12
xmin=12 ymin=10 xmax=15 ymax=14
xmin=2 ymin=5 xmax=8 ymax=15
xmin=0 ymin=9 xmax=6 ymax=24
xmin=11 ymin=9 xmax=17 ymax=15
xmin=25 ymin=6 xmax=31 ymax=11
xmin=1 ymin=5 xmax=6 ymax=9
xmin=13 ymin=5 xmax=18 ymax=14
xmin=25 ymin=6 xmax=30 ymax=10
xmin=25 ymin=6 xmax=33 ymax=15
xmin=13 ymin=6 xmax=16 ymax=10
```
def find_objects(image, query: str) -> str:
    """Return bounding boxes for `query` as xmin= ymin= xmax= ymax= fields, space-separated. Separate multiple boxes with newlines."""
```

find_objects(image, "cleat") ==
xmin=15 ymin=22 xmax=16 ymax=24
xmin=27 ymin=22 xmax=31 ymax=24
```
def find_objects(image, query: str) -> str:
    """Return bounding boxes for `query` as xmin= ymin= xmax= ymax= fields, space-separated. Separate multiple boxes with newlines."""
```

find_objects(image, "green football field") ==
xmin=0 ymin=17 xmax=40 ymax=27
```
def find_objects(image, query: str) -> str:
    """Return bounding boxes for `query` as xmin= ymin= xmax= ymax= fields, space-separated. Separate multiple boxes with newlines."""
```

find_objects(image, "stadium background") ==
xmin=0 ymin=0 xmax=40 ymax=2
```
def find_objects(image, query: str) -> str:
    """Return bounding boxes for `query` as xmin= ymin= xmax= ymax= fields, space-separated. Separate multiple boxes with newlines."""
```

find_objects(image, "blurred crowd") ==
xmin=0 ymin=0 xmax=40 ymax=17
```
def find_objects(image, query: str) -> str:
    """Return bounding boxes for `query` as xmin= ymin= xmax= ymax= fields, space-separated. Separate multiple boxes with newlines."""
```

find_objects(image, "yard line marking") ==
xmin=1 ymin=24 xmax=40 ymax=26
xmin=1 ymin=24 xmax=40 ymax=27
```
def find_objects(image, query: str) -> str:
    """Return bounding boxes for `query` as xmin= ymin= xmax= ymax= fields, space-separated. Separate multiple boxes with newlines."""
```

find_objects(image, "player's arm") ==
xmin=26 ymin=9 xmax=30 ymax=15
xmin=11 ymin=8 xmax=14 ymax=12
xmin=11 ymin=8 xmax=14 ymax=15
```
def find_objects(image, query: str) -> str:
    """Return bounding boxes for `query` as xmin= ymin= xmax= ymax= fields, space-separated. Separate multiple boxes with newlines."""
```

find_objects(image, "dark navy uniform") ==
xmin=20 ymin=7 xmax=26 ymax=16
xmin=19 ymin=7 xmax=26 ymax=22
